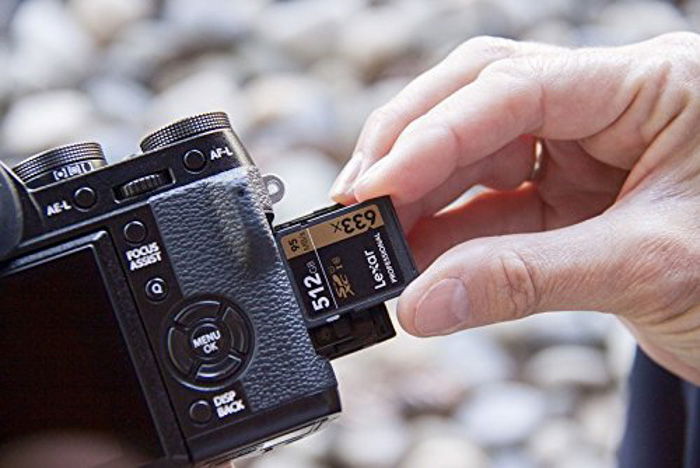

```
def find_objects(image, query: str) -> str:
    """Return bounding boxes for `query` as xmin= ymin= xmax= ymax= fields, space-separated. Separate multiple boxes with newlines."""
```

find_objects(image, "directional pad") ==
xmin=165 ymin=298 xmax=252 ymax=386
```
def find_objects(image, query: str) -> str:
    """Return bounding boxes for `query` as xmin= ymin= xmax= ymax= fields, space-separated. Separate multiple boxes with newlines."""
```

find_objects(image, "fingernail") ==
xmin=414 ymin=278 xmax=468 ymax=336
xmin=353 ymin=155 xmax=390 ymax=193
xmin=330 ymin=154 xmax=363 ymax=199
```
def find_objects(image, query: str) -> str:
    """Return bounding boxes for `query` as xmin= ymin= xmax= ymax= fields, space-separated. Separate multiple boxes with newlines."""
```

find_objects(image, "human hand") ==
xmin=330 ymin=33 xmax=700 ymax=384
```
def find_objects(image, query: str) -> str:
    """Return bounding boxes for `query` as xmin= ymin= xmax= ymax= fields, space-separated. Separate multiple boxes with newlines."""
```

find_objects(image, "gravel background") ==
xmin=0 ymin=1 xmax=695 ymax=467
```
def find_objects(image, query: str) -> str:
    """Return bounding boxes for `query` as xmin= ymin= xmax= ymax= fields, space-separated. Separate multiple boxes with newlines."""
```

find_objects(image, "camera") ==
xmin=0 ymin=112 xmax=416 ymax=467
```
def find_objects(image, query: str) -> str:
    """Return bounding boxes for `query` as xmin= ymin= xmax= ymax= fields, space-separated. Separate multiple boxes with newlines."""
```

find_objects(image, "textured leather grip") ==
xmin=150 ymin=166 xmax=336 ymax=411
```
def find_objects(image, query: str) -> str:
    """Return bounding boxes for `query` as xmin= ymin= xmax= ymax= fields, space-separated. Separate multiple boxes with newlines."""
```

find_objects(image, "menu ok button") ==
xmin=189 ymin=322 xmax=226 ymax=358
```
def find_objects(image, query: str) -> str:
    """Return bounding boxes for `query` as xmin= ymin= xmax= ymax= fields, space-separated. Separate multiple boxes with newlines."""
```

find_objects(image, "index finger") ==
xmin=352 ymin=49 xmax=640 ymax=205
xmin=331 ymin=37 xmax=562 ymax=202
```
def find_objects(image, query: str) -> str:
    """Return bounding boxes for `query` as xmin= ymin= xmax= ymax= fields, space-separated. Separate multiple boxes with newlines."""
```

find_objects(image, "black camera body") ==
xmin=0 ymin=113 xmax=414 ymax=466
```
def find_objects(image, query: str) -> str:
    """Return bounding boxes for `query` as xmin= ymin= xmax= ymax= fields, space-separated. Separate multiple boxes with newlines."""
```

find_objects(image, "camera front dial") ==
xmin=12 ymin=142 xmax=107 ymax=189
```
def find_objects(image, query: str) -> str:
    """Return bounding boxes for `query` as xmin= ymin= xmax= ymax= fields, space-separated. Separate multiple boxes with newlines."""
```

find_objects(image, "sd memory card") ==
xmin=275 ymin=196 xmax=418 ymax=324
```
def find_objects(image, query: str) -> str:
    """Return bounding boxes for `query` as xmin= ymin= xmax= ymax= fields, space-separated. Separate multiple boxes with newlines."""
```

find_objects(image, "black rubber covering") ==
xmin=0 ymin=164 xmax=22 ymax=260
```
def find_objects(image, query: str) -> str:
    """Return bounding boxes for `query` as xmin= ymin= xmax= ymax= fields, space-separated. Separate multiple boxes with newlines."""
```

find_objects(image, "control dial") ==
xmin=12 ymin=142 xmax=107 ymax=189
xmin=165 ymin=298 xmax=253 ymax=389
xmin=140 ymin=112 xmax=232 ymax=152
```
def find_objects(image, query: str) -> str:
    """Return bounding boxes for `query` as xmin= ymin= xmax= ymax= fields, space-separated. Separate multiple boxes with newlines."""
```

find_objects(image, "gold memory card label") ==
xmin=280 ymin=204 xmax=385 ymax=260
xmin=275 ymin=198 xmax=413 ymax=320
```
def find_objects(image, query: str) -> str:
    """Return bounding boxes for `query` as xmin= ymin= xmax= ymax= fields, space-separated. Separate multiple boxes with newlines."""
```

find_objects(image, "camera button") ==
xmin=183 ymin=149 xmax=206 ymax=172
xmin=167 ymin=327 xmax=195 ymax=375
xmin=189 ymin=400 xmax=213 ymax=424
xmin=123 ymin=220 xmax=147 ymax=244
xmin=145 ymin=277 xmax=168 ymax=302
xmin=195 ymin=355 xmax=242 ymax=382
xmin=189 ymin=322 xmax=227 ymax=359
xmin=73 ymin=186 xmax=97 ymax=209
xmin=174 ymin=300 xmax=221 ymax=327
xmin=223 ymin=307 xmax=249 ymax=353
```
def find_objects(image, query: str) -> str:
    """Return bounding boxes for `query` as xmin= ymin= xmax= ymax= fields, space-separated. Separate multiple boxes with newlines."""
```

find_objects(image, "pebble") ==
xmin=332 ymin=420 xmax=410 ymax=468
xmin=85 ymin=76 xmax=152 ymax=123
xmin=400 ymin=434 xmax=489 ymax=468
xmin=0 ymin=1 xmax=21 ymax=31
xmin=8 ymin=0 xmax=95 ymax=90
xmin=69 ymin=0 xmax=155 ymax=44
xmin=146 ymin=69 xmax=251 ymax=138
xmin=437 ymin=330 xmax=516 ymax=387
xmin=152 ymin=52 xmax=247 ymax=92
xmin=228 ymin=42 xmax=299 ymax=79
xmin=337 ymin=3 xmax=428 ymax=77
xmin=2 ymin=90 xmax=95 ymax=157
xmin=491 ymin=449 xmax=538 ymax=468
xmin=528 ymin=419 xmax=584 ymax=465
xmin=414 ymin=3 xmax=514 ymax=57
xmin=254 ymin=0 xmax=362 ymax=64
xmin=457 ymin=382 xmax=547 ymax=447
xmin=606 ymin=321 xmax=637 ymax=381
xmin=490 ymin=311 xmax=612 ymax=347
xmin=521 ymin=19 xmax=581 ymax=46
xmin=74 ymin=124 xmax=142 ymax=164
xmin=0 ymin=43 xmax=12 ymax=104
xmin=524 ymin=345 xmax=610 ymax=388
xmin=577 ymin=393 xmax=625 ymax=453
xmin=162 ymin=0 xmax=258 ymax=48
xmin=330 ymin=76 xmax=412 ymax=161
xmin=102 ymin=20 xmax=180 ymax=82
xmin=245 ymin=73 xmax=336 ymax=152
xmin=552 ymin=447 xmax=613 ymax=468
xmin=589 ymin=1 xmax=690 ymax=45
xmin=394 ymin=369 xmax=469 ymax=417
xmin=491 ymin=0 xmax=584 ymax=33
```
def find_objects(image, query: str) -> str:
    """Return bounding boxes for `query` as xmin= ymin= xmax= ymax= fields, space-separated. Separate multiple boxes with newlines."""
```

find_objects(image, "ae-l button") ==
xmin=73 ymin=186 xmax=97 ymax=209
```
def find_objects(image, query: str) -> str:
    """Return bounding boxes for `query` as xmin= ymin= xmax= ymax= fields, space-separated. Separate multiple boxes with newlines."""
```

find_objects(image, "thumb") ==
xmin=398 ymin=213 xmax=653 ymax=336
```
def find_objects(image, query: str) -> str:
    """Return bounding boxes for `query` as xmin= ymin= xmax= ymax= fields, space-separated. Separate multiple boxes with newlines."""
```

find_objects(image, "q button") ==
xmin=145 ymin=277 xmax=168 ymax=302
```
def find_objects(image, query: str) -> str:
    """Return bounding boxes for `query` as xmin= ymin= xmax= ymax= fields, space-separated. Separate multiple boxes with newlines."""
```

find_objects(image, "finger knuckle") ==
xmin=486 ymin=248 xmax=539 ymax=320
xmin=479 ymin=57 xmax=518 ymax=78
xmin=654 ymin=31 xmax=700 ymax=48
xmin=364 ymin=104 xmax=403 ymax=139
xmin=400 ymin=118 xmax=422 ymax=139
xmin=647 ymin=32 xmax=700 ymax=82
xmin=480 ymin=56 xmax=543 ymax=82
xmin=479 ymin=57 xmax=546 ymax=130
xmin=453 ymin=36 xmax=515 ymax=60
xmin=367 ymin=105 xmax=396 ymax=128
